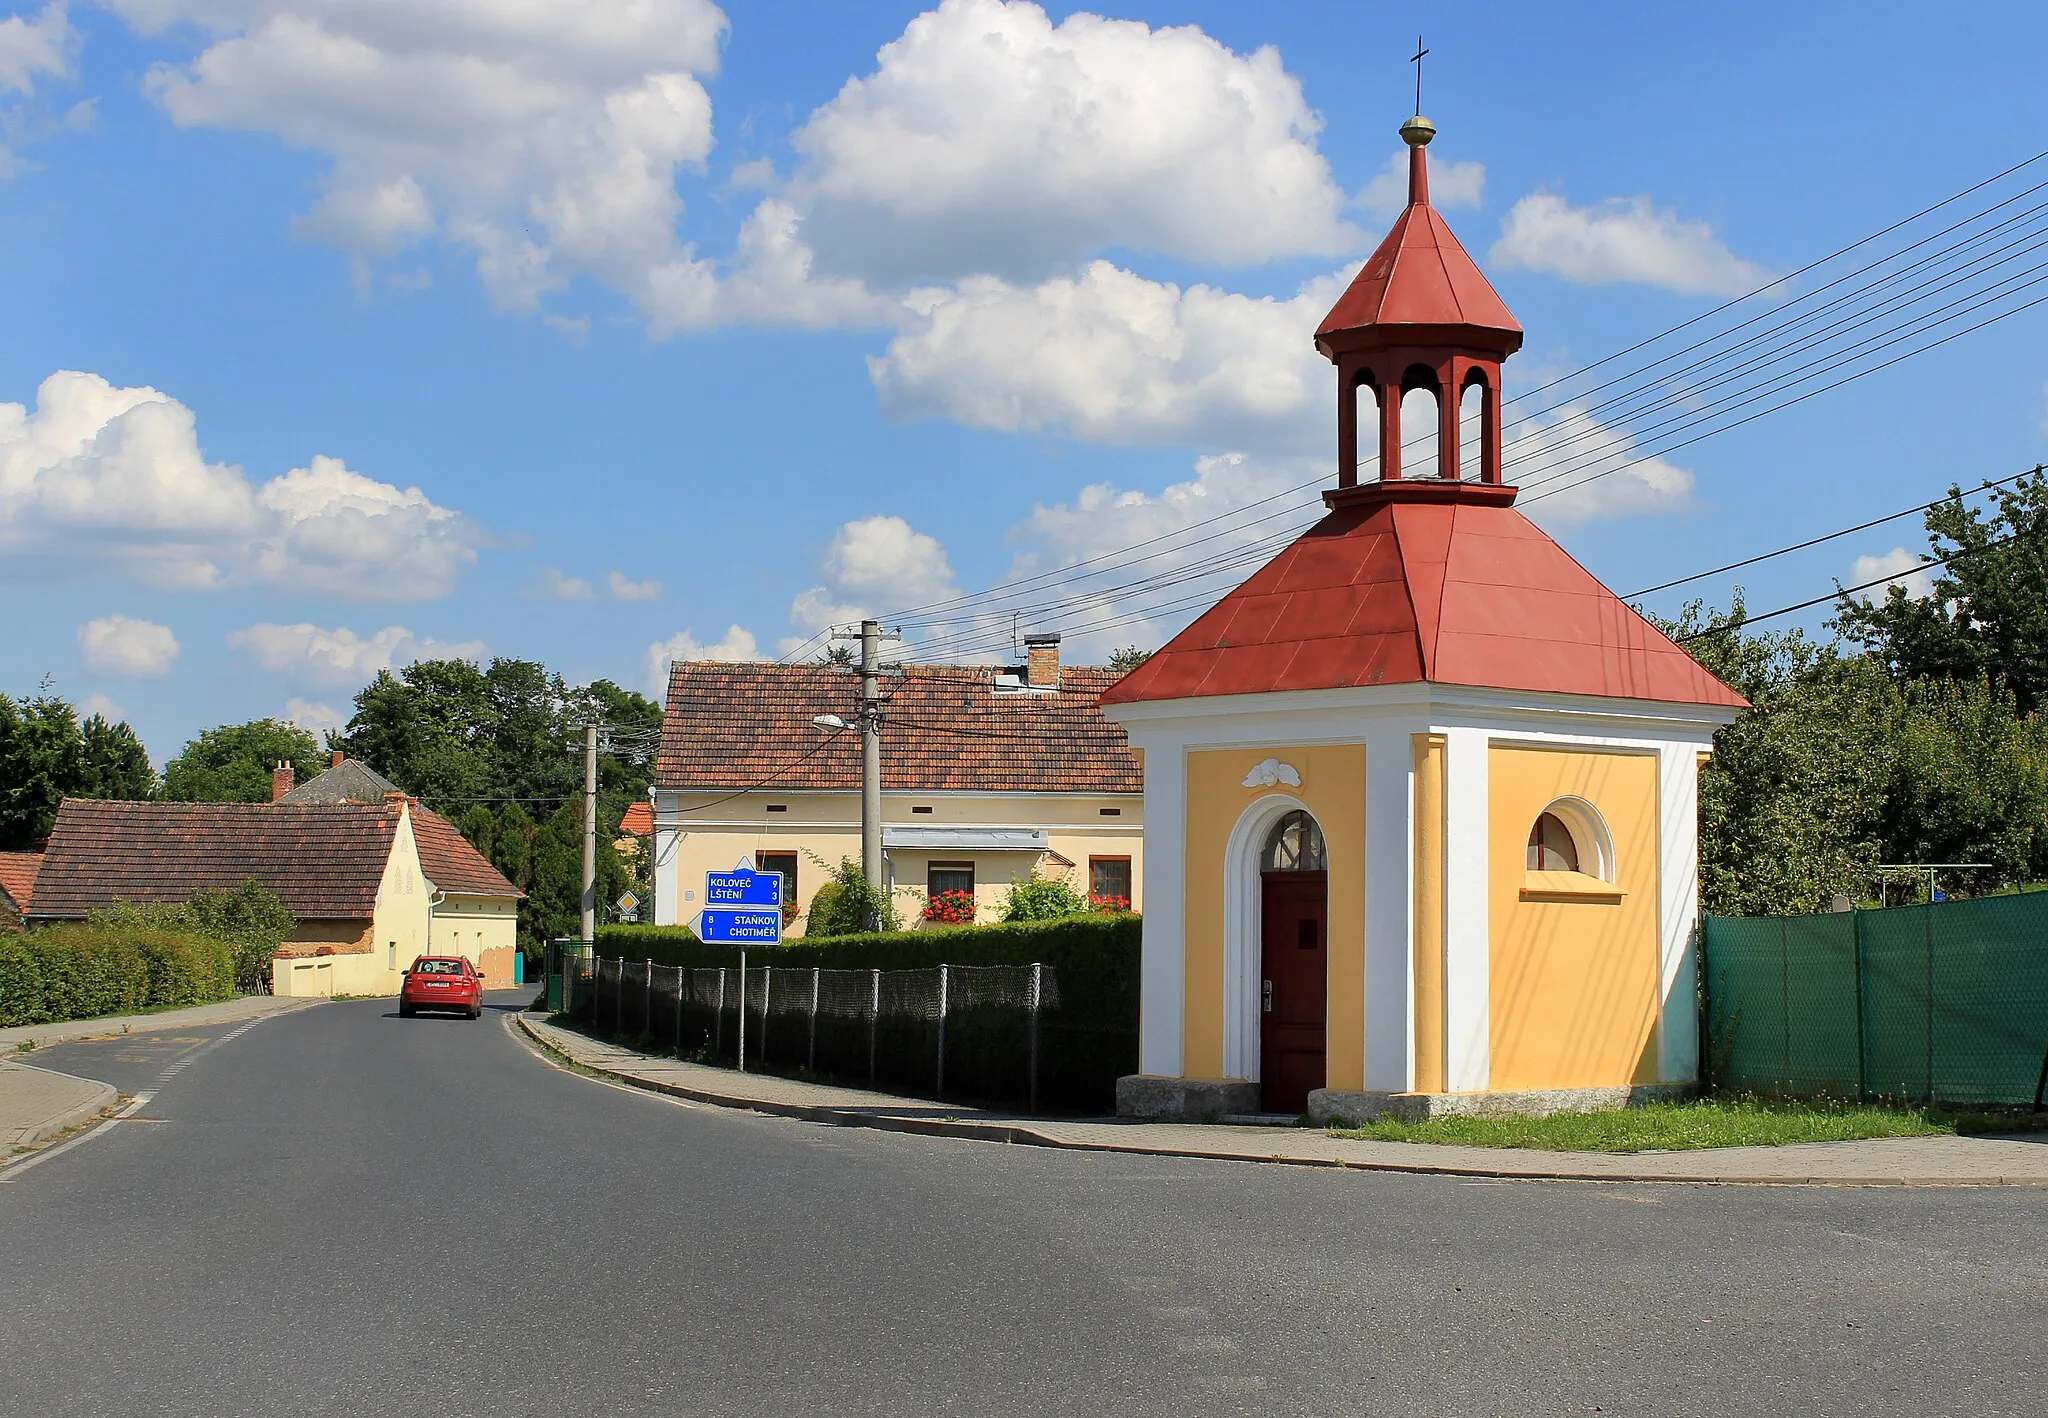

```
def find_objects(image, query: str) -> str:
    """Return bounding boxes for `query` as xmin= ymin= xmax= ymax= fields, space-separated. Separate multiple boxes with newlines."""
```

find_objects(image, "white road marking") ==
xmin=1 ymin=1092 xmax=155 ymax=1183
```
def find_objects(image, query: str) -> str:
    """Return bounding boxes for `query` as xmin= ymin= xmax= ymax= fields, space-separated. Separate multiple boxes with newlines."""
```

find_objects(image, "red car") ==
xmin=399 ymin=956 xmax=484 ymax=1019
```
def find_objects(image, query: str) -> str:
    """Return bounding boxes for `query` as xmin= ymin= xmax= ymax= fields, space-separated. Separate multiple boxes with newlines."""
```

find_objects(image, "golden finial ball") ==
xmin=1400 ymin=114 xmax=1436 ymax=147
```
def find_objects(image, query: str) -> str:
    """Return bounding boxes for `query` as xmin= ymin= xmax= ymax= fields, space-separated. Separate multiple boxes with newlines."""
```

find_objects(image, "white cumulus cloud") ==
xmin=115 ymin=0 xmax=730 ymax=316
xmin=788 ymin=514 xmax=958 ymax=639
xmin=870 ymin=261 xmax=1342 ymax=451
xmin=537 ymin=568 xmax=592 ymax=600
xmin=1491 ymin=192 xmax=1774 ymax=297
xmin=1846 ymin=546 xmax=1935 ymax=601
xmin=1354 ymin=147 xmax=1484 ymax=220
xmin=607 ymin=570 xmax=660 ymax=602
xmin=229 ymin=622 xmax=486 ymax=688
xmin=0 ymin=370 xmax=483 ymax=597
xmin=0 ymin=1 xmax=69 ymax=96
xmin=282 ymin=695 xmax=343 ymax=736
xmin=787 ymin=0 xmax=1355 ymax=285
xmin=644 ymin=624 xmax=761 ymax=696
xmin=77 ymin=614 xmax=180 ymax=678
xmin=1500 ymin=401 xmax=1697 ymax=527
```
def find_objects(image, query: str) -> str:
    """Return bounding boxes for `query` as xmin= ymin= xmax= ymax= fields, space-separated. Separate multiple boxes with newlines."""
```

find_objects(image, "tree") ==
xmin=80 ymin=716 xmax=156 ymax=800
xmin=1001 ymin=872 xmax=1087 ymax=922
xmin=0 ymin=695 xmax=85 ymax=848
xmin=805 ymin=857 xmax=900 ymax=936
xmin=1835 ymin=467 xmax=2048 ymax=712
xmin=1107 ymin=646 xmax=1153 ymax=674
xmin=161 ymin=720 xmax=324 ymax=803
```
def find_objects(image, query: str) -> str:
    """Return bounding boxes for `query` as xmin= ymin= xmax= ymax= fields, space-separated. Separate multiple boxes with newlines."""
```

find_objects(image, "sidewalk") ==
xmin=0 ymin=994 xmax=321 ymax=1053
xmin=0 ymin=1061 xmax=117 ymax=1150
xmin=517 ymin=1014 xmax=2048 ymax=1186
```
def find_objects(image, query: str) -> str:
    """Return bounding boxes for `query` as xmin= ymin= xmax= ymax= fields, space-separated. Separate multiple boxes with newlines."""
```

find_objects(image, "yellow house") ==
xmin=30 ymin=789 xmax=524 ymax=998
xmin=651 ymin=640 xmax=1143 ymax=933
xmin=1099 ymin=113 xmax=1746 ymax=1122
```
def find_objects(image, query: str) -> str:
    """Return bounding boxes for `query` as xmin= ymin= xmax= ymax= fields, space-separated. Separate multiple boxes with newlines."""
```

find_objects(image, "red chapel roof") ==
xmin=1316 ymin=149 xmax=1521 ymax=351
xmin=1098 ymin=497 xmax=1747 ymax=710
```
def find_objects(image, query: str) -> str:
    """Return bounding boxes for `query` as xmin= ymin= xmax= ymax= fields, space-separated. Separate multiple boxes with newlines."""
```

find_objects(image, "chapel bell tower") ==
xmin=1315 ymin=113 xmax=1524 ymax=498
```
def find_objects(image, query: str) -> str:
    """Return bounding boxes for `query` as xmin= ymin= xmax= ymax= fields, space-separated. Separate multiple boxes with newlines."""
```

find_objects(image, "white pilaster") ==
xmin=1442 ymin=726 xmax=1491 ymax=1091
xmin=1137 ymin=742 xmax=1187 ymax=1076
xmin=1657 ymin=744 xmax=1702 ymax=1082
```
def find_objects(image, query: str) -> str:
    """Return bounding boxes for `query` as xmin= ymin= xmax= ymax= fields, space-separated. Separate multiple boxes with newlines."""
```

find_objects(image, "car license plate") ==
xmin=426 ymin=981 xmax=447 ymax=988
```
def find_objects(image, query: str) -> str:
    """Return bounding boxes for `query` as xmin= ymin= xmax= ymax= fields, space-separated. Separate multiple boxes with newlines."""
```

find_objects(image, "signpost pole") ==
xmin=737 ymin=948 xmax=747 ymax=1073
xmin=580 ymin=724 xmax=597 ymax=948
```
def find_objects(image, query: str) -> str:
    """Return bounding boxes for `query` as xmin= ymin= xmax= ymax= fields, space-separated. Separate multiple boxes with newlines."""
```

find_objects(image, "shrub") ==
xmin=804 ymin=857 xmax=900 ymax=936
xmin=922 ymin=888 xmax=977 ymax=925
xmin=1089 ymin=893 xmax=1132 ymax=913
xmin=0 ymin=924 xmax=235 ymax=1027
xmin=1001 ymin=873 xmax=1086 ymax=922
xmin=91 ymin=880 xmax=293 ymax=994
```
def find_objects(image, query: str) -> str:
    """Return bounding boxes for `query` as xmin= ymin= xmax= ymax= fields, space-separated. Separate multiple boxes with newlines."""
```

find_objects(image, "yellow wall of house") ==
xmin=432 ymin=895 xmax=522 ymax=988
xmin=272 ymin=948 xmax=399 ymax=997
xmin=1487 ymin=746 xmax=1662 ymax=1091
xmin=662 ymin=790 xmax=1142 ymax=934
xmin=1181 ymin=744 xmax=1367 ymax=1087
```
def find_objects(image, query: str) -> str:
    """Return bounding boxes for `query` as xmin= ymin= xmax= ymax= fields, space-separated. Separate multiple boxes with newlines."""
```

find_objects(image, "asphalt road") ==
xmin=2 ymin=997 xmax=2044 ymax=1418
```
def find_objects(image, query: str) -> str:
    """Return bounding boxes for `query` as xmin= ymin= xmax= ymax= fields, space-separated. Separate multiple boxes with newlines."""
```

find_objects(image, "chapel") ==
xmin=1099 ymin=111 xmax=1748 ymax=1122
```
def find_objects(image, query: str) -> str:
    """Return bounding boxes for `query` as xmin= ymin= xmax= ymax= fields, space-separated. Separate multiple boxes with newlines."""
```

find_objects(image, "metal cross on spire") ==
xmin=1411 ymin=35 xmax=1429 ymax=113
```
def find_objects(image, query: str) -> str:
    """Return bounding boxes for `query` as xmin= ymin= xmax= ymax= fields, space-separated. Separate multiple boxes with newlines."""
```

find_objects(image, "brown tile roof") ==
xmin=412 ymin=806 xmax=523 ymax=900
xmin=30 ymin=800 xmax=402 ymax=921
xmin=656 ymin=662 xmax=1141 ymax=794
xmin=0 ymin=851 xmax=41 ymax=915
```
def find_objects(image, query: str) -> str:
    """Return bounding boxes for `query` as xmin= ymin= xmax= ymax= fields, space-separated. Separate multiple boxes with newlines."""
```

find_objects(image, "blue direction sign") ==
xmin=698 ymin=907 xmax=783 ymax=943
xmin=706 ymin=866 xmax=783 ymax=908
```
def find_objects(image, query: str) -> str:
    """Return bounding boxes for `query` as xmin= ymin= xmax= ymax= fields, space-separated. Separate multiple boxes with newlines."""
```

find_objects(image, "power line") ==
xmin=1624 ymin=465 xmax=2043 ymax=599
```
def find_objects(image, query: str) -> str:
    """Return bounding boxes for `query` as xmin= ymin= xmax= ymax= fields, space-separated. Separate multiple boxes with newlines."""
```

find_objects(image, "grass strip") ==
xmin=1328 ymin=1098 xmax=2048 ymax=1153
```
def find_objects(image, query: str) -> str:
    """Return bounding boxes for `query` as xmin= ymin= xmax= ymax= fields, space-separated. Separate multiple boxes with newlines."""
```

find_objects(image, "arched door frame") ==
xmin=1221 ymin=792 xmax=1318 ymax=1081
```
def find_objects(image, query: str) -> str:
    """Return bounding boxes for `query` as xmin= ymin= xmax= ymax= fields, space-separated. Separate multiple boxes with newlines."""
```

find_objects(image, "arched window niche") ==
xmin=1519 ymin=796 xmax=1624 ymax=905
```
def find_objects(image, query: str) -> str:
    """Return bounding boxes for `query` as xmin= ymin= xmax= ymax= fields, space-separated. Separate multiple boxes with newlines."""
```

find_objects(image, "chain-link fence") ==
xmin=562 ymin=950 xmax=1119 ymax=1112
xmin=1704 ymin=892 xmax=2048 ymax=1106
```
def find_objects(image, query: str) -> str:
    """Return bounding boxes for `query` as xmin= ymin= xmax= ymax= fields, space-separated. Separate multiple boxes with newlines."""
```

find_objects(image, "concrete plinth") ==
xmin=1308 ymin=1083 xmax=1694 ymax=1126
xmin=1115 ymin=1075 xmax=1261 ymax=1122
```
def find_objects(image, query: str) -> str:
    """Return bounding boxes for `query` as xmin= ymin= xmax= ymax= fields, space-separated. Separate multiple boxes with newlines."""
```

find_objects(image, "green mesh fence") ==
xmin=1704 ymin=893 xmax=2048 ymax=1105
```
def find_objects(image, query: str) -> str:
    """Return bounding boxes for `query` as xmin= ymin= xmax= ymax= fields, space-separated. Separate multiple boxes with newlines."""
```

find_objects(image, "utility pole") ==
xmin=581 ymin=723 xmax=598 ymax=947
xmin=859 ymin=619 xmax=884 ymax=924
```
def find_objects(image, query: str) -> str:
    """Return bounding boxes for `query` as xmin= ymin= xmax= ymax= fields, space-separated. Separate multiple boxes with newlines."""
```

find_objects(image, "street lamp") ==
xmin=812 ymin=714 xmax=849 ymax=732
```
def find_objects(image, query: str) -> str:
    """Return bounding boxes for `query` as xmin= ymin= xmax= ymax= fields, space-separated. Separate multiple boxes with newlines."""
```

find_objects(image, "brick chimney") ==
xmin=331 ymin=750 xmax=344 ymax=769
xmin=271 ymin=761 xmax=295 ymax=801
xmin=1024 ymin=632 xmax=1061 ymax=688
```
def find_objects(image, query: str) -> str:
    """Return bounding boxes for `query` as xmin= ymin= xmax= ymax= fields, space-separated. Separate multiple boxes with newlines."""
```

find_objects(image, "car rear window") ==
xmin=413 ymin=959 xmax=465 ymax=975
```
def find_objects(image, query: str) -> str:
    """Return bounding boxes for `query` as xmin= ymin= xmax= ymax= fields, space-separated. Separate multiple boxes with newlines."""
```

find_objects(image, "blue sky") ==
xmin=4 ymin=0 xmax=2048 ymax=761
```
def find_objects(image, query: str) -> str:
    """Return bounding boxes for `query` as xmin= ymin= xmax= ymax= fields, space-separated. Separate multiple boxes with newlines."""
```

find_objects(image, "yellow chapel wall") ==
xmin=1182 ymin=744 xmax=1366 ymax=1088
xmin=1486 ymin=745 xmax=1662 ymax=1091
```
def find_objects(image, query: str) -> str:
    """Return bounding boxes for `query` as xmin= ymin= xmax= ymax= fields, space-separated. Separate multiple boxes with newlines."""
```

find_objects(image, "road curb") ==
xmin=0 ymin=995 xmax=324 ymax=1053
xmin=0 ymin=1061 xmax=119 ymax=1150
xmin=511 ymin=1015 xmax=2048 ymax=1187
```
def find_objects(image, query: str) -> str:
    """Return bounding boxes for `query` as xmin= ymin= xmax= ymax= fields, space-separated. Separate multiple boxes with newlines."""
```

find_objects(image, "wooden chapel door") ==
xmin=1260 ymin=870 xmax=1328 ymax=1114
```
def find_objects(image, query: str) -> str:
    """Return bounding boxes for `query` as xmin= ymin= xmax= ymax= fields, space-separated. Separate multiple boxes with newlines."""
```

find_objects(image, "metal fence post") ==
xmin=936 ymin=962 xmax=950 ymax=1100
xmin=1028 ymin=960 xmax=1042 ymax=1114
xmin=762 ymin=965 xmax=773 ymax=1069
xmin=675 ymin=966 xmax=684 ymax=1054
xmin=808 ymin=966 xmax=820 ymax=1073
xmin=714 ymin=967 xmax=726 ymax=1060
xmin=1924 ymin=904 xmax=1935 ymax=1103
xmin=737 ymin=949 xmax=748 ymax=1074
xmin=646 ymin=958 xmax=654 ymax=1038
xmin=1852 ymin=909 xmax=1867 ymax=1104
xmin=868 ymin=967 xmax=881 ymax=1088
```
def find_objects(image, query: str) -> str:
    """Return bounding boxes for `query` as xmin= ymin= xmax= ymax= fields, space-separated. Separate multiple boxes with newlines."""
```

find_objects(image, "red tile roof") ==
xmin=618 ymin=801 xmax=653 ymax=837
xmin=412 ymin=806 xmax=523 ymax=899
xmin=0 ymin=851 xmax=41 ymax=915
xmin=28 ymin=799 xmax=520 ymax=921
xmin=1100 ymin=495 xmax=1748 ymax=710
xmin=657 ymin=663 xmax=1141 ymax=794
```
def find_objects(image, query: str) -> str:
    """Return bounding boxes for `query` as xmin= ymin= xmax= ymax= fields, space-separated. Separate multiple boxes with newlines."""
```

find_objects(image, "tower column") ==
xmin=1336 ymin=361 xmax=1358 ymax=489
xmin=1377 ymin=364 xmax=1403 ymax=481
xmin=1438 ymin=357 xmax=1463 ymax=482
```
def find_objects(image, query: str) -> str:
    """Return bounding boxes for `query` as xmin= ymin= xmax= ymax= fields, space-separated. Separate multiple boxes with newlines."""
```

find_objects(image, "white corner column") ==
xmin=1656 ymin=744 xmax=1703 ymax=1083
xmin=1136 ymin=742 xmax=1187 ymax=1077
xmin=1360 ymin=723 xmax=1415 ymax=1092
xmin=1441 ymin=726 xmax=1491 ymax=1092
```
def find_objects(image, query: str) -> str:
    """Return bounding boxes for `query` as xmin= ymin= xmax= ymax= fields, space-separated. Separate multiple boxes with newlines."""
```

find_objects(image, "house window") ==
xmin=756 ymin=852 xmax=799 ymax=907
xmin=766 ymin=804 xmax=788 ymax=813
xmin=1089 ymin=856 xmax=1132 ymax=905
xmin=1099 ymin=807 xmax=1121 ymax=816
xmin=387 ymin=942 xmax=396 ymax=970
xmin=912 ymin=805 xmax=934 ymax=814
xmin=928 ymin=861 xmax=975 ymax=897
xmin=1527 ymin=812 xmax=1581 ymax=873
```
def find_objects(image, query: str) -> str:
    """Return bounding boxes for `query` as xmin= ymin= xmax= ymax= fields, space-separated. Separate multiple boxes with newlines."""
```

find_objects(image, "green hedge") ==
xmin=593 ymin=914 xmax=1140 ymax=1111
xmin=0 ymin=926 xmax=236 ymax=1028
